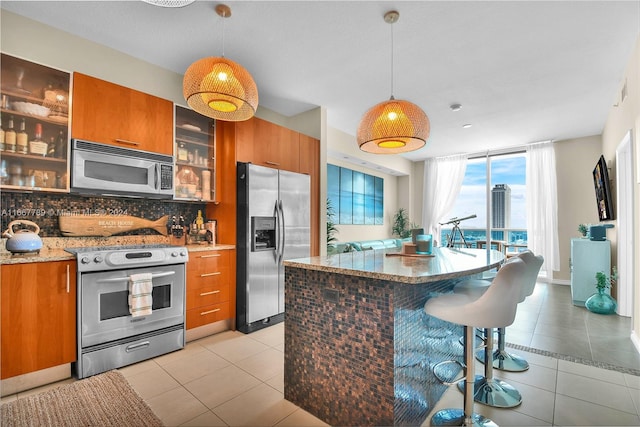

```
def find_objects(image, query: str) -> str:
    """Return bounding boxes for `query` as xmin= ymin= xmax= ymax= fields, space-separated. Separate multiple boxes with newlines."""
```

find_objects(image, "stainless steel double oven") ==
xmin=67 ymin=245 xmax=188 ymax=379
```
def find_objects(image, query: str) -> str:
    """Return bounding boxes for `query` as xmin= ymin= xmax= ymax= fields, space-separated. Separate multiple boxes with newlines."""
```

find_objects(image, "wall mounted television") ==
xmin=592 ymin=155 xmax=615 ymax=221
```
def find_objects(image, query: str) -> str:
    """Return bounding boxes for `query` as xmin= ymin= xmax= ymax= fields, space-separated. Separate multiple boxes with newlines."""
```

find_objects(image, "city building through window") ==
xmin=441 ymin=153 xmax=527 ymax=251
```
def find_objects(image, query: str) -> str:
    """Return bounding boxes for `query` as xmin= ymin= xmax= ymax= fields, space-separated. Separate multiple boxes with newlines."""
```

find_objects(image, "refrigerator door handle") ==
xmin=279 ymin=199 xmax=286 ymax=263
xmin=274 ymin=200 xmax=281 ymax=263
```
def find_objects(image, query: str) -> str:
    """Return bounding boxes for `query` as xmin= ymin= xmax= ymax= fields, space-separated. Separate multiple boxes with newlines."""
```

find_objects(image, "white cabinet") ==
xmin=570 ymin=238 xmax=611 ymax=306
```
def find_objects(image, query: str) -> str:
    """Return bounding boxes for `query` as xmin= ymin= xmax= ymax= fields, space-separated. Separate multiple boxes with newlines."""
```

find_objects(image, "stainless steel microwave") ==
xmin=71 ymin=139 xmax=174 ymax=199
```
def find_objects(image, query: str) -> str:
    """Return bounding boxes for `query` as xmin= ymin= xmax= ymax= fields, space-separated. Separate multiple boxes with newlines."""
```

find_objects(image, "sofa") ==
xmin=327 ymin=238 xmax=412 ymax=255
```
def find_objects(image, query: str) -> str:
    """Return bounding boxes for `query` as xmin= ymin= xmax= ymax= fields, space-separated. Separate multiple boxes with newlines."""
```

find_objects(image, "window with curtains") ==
xmin=327 ymin=164 xmax=383 ymax=225
xmin=441 ymin=153 xmax=527 ymax=249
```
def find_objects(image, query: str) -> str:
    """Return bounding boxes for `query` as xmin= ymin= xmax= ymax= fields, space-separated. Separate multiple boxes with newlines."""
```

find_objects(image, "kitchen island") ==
xmin=283 ymin=247 xmax=504 ymax=427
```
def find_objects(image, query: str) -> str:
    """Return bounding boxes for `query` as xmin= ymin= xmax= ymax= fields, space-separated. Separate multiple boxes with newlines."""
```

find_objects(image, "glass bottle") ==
xmin=29 ymin=123 xmax=45 ymax=156
xmin=16 ymin=118 xmax=28 ymax=154
xmin=5 ymin=115 xmax=16 ymax=153
xmin=178 ymin=141 xmax=188 ymax=162
xmin=56 ymin=130 xmax=66 ymax=158
xmin=0 ymin=115 xmax=5 ymax=151
xmin=47 ymin=136 xmax=57 ymax=157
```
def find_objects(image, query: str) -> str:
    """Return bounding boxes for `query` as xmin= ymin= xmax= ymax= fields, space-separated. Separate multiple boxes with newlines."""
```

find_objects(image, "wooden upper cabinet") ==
xmin=236 ymin=117 xmax=300 ymax=172
xmin=71 ymin=72 xmax=173 ymax=155
xmin=299 ymin=134 xmax=320 ymax=256
xmin=1 ymin=260 xmax=77 ymax=379
xmin=235 ymin=119 xmax=255 ymax=164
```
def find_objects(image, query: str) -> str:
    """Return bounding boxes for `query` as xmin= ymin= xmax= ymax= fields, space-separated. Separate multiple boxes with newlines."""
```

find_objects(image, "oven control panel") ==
xmin=72 ymin=246 xmax=188 ymax=272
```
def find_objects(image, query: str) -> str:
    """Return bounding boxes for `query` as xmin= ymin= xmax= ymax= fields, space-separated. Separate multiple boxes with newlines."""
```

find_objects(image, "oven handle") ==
xmin=96 ymin=271 xmax=176 ymax=283
xmin=125 ymin=341 xmax=150 ymax=353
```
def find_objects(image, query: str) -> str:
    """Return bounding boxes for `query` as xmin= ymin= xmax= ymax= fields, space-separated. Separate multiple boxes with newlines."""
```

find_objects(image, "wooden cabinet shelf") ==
xmin=176 ymin=160 xmax=214 ymax=170
xmin=0 ymin=108 xmax=68 ymax=126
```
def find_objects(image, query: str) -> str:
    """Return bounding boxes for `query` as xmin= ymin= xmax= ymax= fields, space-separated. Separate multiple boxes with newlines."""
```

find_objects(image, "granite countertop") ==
xmin=284 ymin=247 xmax=504 ymax=284
xmin=0 ymin=236 xmax=235 ymax=265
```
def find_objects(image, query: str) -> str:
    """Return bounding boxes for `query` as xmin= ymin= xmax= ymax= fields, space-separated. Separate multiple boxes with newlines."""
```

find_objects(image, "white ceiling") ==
xmin=2 ymin=1 xmax=639 ymax=162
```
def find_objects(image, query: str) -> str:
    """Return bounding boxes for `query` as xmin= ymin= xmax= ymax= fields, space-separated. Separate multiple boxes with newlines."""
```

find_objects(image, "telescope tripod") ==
xmin=445 ymin=223 xmax=471 ymax=248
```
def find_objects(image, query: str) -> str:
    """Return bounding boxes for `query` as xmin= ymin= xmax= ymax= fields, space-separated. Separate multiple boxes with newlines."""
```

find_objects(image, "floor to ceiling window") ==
xmin=440 ymin=152 xmax=527 ymax=254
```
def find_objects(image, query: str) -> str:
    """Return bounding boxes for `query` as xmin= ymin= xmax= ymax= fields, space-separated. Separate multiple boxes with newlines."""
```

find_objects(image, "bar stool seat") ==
xmin=425 ymin=258 xmax=527 ymax=427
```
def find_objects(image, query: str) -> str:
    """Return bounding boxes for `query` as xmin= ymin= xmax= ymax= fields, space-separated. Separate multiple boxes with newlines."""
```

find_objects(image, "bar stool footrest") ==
xmin=433 ymin=360 xmax=466 ymax=385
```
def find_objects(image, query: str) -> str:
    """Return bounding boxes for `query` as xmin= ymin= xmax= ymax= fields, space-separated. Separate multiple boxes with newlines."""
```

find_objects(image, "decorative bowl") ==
xmin=11 ymin=101 xmax=50 ymax=117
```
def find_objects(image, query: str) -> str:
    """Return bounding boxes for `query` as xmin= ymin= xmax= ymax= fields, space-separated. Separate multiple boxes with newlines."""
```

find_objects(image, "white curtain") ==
xmin=422 ymin=154 xmax=468 ymax=243
xmin=526 ymin=142 xmax=560 ymax=271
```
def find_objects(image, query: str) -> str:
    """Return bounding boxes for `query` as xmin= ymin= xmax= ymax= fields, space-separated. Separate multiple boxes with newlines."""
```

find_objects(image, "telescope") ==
xmin=439 ymin=214 xmax=477 ymax=226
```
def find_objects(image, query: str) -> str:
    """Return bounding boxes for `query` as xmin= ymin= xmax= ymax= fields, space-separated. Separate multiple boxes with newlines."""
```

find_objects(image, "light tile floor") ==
xmin=2 ymin=283 xmax=639 ymax=426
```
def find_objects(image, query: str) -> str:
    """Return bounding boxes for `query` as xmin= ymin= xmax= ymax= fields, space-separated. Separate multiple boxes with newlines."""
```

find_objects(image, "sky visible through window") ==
xmin=446 ymin=154 xmax=527 ymax=229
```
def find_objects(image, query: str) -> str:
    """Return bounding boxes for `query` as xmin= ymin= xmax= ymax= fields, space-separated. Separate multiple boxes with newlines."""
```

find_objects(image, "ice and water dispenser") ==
xmin=251 ymin=216 xmax=276 ymax=252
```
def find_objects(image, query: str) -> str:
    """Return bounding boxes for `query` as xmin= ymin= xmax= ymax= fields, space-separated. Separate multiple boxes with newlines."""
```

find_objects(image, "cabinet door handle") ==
xmin=200 ymin=290 xmax=221 ymax=296
xmin=265 ymin=161 xmax=280 ymax=166
xmin=201 ymin=308 xmax=221 ymax=316
xmin=200 ymin=254 xmax=221 ymax=258
xmin=201 ymin=272 xmax=221 ymax=277
xmin=114 ymin=138 xmax=140 ymax=147
xmin=66 ymin=264 xmax=70 ymax=294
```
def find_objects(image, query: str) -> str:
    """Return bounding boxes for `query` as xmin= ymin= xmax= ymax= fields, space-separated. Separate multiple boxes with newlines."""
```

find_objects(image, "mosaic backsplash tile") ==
xmin=1 ymin=192 xmax=207 ymax=237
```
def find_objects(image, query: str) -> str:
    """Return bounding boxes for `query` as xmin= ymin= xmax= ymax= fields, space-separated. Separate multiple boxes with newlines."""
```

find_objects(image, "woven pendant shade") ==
xmin=357 ymin=10 xmax=430 ymax=154
xmin=183 ymin=56 xmax=258 ymax=122
xmin=357 ymin=98 xmax=430 ymax=154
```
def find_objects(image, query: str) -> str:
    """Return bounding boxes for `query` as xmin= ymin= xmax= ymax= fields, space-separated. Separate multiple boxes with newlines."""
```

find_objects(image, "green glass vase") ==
xmin=585 ymin=288 xmax=617 ymax=315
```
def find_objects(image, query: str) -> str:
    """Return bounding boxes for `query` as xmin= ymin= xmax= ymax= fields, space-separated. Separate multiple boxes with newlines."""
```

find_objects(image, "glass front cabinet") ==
xmin=174 ymin=105 xmax=216 ymax=202
xmin=1 ymin=53 xmax=70 ymax=192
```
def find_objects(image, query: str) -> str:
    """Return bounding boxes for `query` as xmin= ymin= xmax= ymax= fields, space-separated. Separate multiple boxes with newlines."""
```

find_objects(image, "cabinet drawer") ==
xmin=187 ymin=266 xmax=228 ymax=290
xmin=187 ymin=283 xmax=229 ymax=309
xmin=186 ymin=302 xmax=230 ymax=329
xmin=188 ymin=250 xmax=229 ymax=273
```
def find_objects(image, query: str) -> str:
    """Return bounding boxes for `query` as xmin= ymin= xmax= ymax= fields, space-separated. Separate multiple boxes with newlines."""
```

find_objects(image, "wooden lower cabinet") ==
xmin=186 ymin=249 xmax=234 ymax=329
xmin=1 ymin=260 xmax=77 ymax=379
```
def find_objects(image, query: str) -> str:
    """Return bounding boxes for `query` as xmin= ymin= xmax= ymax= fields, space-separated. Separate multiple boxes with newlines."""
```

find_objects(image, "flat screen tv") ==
xmin=592 ymin=155 xmax=615 ymax=221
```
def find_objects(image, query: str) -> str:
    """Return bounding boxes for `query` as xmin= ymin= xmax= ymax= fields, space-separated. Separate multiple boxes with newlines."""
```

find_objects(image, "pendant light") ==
xmin=357 ymin=10 xmax=430 ymax=154
xmin=183 ymin=4 xmax=258 ymax=121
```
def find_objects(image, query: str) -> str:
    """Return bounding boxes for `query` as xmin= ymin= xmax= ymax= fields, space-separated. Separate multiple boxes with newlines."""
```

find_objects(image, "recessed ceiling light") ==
xmin=142 ymin=0 xmax=194 ymax=7
xmin=462 ymin=123 xmax=472 ymax=129
xmin=450 ymin=104 xmax=462 ymax=112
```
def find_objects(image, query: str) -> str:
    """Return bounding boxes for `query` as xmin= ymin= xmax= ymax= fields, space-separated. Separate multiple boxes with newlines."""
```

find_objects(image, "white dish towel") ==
xmin=128 ymin=273 xmax=153 ymax=317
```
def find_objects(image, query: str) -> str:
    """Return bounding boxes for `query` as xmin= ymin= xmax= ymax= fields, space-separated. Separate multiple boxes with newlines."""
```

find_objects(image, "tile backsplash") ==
xmin=1 ymin=192 xmax=207 ymax=237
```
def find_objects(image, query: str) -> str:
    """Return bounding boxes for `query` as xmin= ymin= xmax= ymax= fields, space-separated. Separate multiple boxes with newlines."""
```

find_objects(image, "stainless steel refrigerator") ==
xmin=236 ymin=162 xmax=310 ymax=333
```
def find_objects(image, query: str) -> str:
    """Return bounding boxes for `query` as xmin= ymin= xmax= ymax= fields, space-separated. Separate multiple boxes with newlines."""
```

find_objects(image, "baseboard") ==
xmin=1 ymin=364 xmax=71 ymax=397
xmin=185 ymin=319 xmax=231 ymax=342
xmin=631 ymin=330 xmax=640 ymax=354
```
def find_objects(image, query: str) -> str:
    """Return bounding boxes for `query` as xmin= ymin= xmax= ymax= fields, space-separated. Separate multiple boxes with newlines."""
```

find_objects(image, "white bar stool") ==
xmin=425 ymin=258 xmax=527 ymax=427
xmin=481 ymin=251 xmax=543 ymax=372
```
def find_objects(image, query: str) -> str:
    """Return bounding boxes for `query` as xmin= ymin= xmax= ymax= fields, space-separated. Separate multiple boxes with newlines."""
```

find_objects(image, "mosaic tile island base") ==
xmin=283 ymin=247 xmax=504 ymax=427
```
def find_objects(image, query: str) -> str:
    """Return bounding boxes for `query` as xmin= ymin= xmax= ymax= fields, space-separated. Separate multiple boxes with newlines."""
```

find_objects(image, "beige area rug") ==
xmin=1 ymin=370 xmax=163 ymax=427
